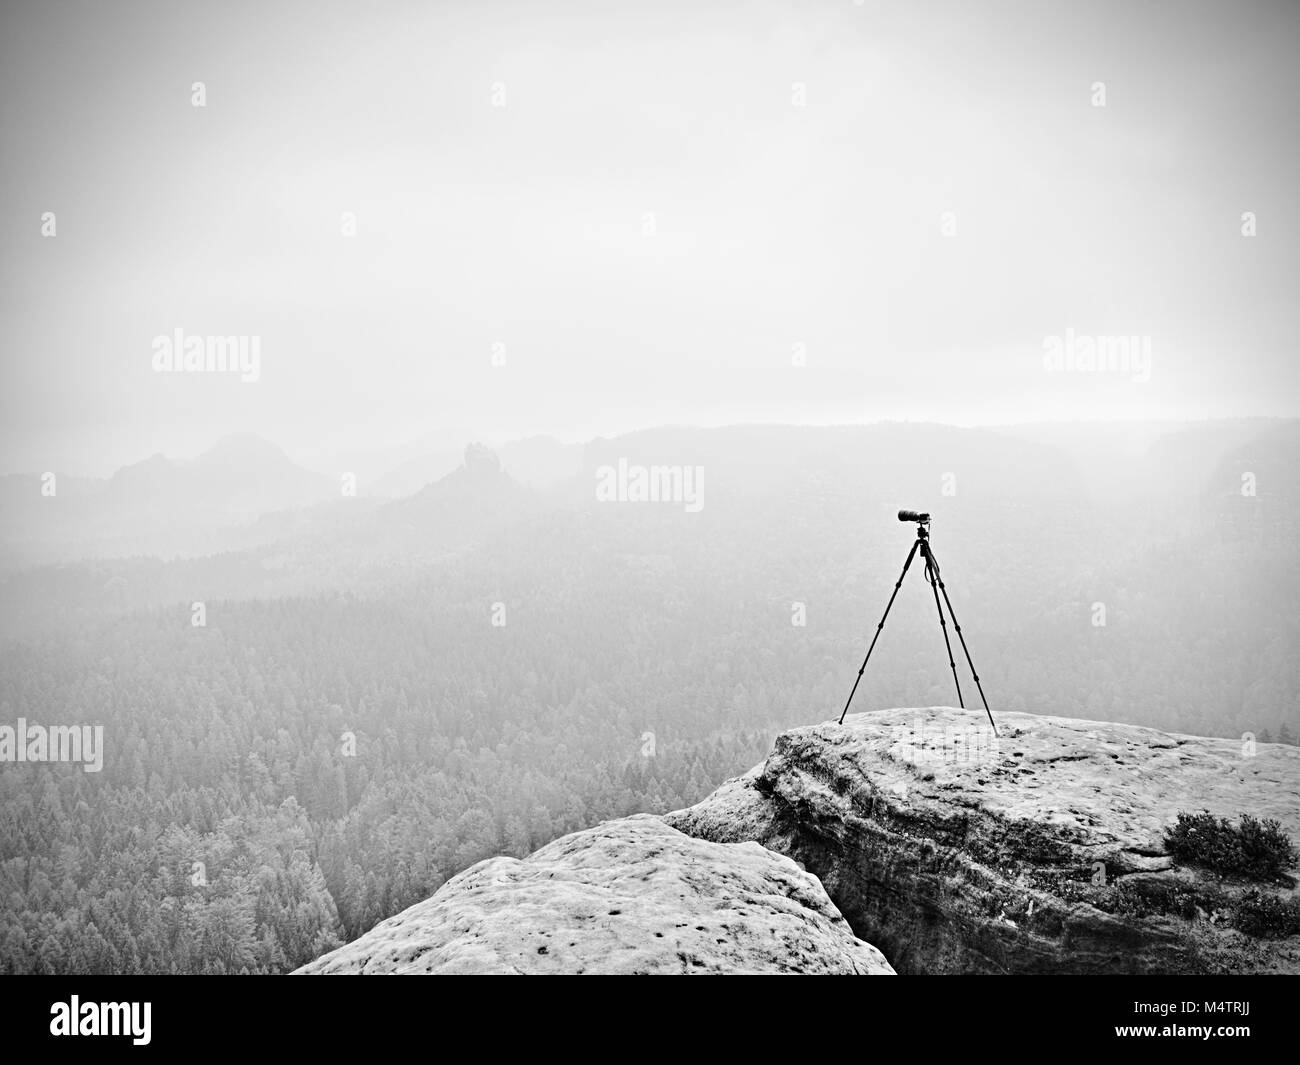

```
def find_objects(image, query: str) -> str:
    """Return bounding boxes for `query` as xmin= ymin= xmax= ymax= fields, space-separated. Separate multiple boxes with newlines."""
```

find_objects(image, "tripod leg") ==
xmin=922 ymin=545 xmax=965 ymax=711
xmin=838 ymin=539 xmax=920 ymax=724
xmin=926 ymin=545 xmax=998 ymax=737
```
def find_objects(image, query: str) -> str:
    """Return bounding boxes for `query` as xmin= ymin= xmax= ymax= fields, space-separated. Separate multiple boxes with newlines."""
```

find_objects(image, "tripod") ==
xmin=838 ymin=512 xmax=998 ymax=735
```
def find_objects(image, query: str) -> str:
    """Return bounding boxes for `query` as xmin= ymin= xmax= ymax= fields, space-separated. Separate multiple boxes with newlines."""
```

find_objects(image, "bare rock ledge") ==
xmin=665 ymin=707 xmax=1300 ymax=974
xmin=294 ymin=813 xmax=893 ymax=974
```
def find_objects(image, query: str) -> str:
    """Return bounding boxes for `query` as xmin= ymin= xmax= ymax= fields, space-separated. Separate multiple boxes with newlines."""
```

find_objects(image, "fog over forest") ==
xmin=1 ymin=0 xmax=1297 ymax=977
xmin=1 ymin=416 xmax=1297 ymax=972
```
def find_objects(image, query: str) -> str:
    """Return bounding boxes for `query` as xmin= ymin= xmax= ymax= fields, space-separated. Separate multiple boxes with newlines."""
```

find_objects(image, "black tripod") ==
xmin=838 ymin=511 xmax=997 ymax=735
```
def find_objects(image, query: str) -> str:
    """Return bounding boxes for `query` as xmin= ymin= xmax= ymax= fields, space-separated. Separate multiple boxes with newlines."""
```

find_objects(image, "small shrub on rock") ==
xmin=1164 ymin=812 xmax=1298 ymax=881
xmin=1232 ymin=891 xmax=1300 ymax=938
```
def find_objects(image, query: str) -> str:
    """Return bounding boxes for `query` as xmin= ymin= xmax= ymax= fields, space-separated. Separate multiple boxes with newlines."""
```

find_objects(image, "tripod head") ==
xmin=897 ymin=509 xmax=930 ymax=538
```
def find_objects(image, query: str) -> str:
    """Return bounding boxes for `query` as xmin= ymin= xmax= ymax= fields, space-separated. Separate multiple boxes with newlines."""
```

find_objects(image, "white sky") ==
xmin=1 ymin=0 xmax=1297 ymax=475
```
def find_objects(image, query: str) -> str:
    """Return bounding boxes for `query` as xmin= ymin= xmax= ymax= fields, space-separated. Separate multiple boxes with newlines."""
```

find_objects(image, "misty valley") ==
xmin=0 ymin=419 xmax=1297 ymax=974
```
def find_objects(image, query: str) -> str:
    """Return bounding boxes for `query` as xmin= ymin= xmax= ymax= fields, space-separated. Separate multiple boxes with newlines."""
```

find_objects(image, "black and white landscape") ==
xmin=1 ymin=0 xmax=1298 ymax=986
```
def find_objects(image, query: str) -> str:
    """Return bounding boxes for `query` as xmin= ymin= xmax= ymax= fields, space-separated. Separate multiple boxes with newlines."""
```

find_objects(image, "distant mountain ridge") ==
xmin=2 ymin=419 xmax=1296 ymax=572
xmin=108 ymin=433 xmax=335 ymax=513
xmin=0 ymin=433 xmax=340 ymax=567
xmin=368 ymin=435 xmax=582 ymax=498
xmin=376 ymin=443 xmax=538 ymax=551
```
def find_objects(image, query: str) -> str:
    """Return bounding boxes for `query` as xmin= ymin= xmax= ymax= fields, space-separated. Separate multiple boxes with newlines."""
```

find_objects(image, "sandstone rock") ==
xmin=295 ymin=813 xmax=893 ymax=974
xmin=665 ymin=707 xmax=1300 ymax=974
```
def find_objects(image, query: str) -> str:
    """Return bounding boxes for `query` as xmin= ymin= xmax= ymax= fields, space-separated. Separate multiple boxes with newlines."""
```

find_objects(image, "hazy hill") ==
xmin=4 ymin=419 xmax=1292 ymax=570
xmin=0 ymin=433 xmax=338 ymax=568
xmin=374 ymin=443 xmax=540 ymax=554
xmin=370 ymin=435 xmax=582 ymax=498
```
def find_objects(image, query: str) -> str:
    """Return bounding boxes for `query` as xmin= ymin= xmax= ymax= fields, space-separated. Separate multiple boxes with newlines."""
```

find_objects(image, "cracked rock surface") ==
xmin=295 ymin=813 xmax=893 ymax=974
xmin=665 ymin=707 xmax=1300 ymax=974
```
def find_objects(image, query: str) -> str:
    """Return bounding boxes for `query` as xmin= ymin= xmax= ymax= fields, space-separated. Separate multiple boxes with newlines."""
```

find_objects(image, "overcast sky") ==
xmin=1 ymin=0 xmax=1297 ymax=476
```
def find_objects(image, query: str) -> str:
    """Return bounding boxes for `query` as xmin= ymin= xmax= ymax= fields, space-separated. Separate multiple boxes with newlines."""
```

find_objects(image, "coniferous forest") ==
xmin=2 ymin=421 xmax=1298 ymax=973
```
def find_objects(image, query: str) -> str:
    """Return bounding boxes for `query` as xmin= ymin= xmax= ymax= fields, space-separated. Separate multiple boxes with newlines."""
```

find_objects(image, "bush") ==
xmin=1163 ymin=812 xmax=1298 ymax=881
xmin=1232 ymin=890 xmax=1300 ymax=938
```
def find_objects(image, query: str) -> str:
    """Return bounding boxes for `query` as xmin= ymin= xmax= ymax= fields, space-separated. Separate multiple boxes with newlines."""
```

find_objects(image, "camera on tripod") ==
xmin=839 ymin=510 xmax=998 ymax=734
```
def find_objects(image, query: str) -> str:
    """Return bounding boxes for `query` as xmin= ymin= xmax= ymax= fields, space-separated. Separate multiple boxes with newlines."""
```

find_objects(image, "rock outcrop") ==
xmin=296 ymin=707 xmax=1300 ymax=975
xmin=665 ymin=706 xmax=1300 ymax=974
xmin=295 ymin=814 xmax=893 ymax=974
